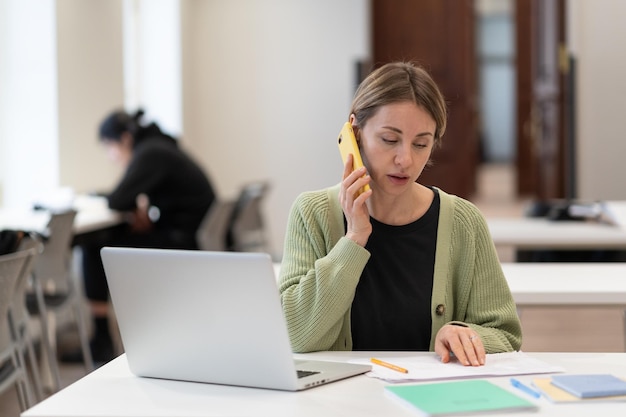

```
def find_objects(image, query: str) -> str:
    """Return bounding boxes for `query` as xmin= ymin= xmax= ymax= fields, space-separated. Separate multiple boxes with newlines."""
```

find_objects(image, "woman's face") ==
xmin=101 ymin=133 xmax=133 ymax=167
xmin=355 ymin=101 xmax=436 ymax=197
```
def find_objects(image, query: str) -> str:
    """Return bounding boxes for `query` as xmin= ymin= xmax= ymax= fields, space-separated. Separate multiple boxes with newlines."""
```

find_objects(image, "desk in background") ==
xmin=488 ymin=217 xmax=626 ymax=250
xmin=502 ymin=262 xmax=626 ymax=350
xmin=501 ymin=262 xmax=626 ymax=307
xmin=0 ymin=195 xmax=122 ymax=237
xmin=71 ymin=195 xmax=123 ymax=236
xmin=21 ymin=351 xmax=626 ymax=417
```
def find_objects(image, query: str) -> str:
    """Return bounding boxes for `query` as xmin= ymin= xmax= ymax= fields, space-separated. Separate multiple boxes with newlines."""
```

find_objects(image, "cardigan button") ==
xmin=435 ymin=304 xmax=445 ymax=316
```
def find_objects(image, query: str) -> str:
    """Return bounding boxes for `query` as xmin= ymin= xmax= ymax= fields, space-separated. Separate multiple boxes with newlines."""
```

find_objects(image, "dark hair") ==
xmin=350 ymin=62 xmax=447 ymax=146
xmin=98 ymin=109 xmax=145 ymax=142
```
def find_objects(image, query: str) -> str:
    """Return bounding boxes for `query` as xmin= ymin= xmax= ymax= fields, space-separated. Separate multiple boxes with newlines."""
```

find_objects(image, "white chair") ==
xmin=9 ymin=234 xmax=45 ymax=401
xmin=27 ymin=210 xmax=94 ymax=392
xmin=1 ymin=249 xmax=35 ymax=411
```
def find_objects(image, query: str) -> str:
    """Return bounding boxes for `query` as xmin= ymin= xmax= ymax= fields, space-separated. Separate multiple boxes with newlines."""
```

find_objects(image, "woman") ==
xmin=68 ymin=109 xmax=217 ymax=364
xmin=278 ymin=62 xmax=521 ymax=366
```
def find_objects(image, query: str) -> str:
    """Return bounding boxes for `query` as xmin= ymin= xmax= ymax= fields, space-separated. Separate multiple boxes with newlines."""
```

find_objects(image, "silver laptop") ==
xmin=100 ymin=247 xmax=370 ymax=391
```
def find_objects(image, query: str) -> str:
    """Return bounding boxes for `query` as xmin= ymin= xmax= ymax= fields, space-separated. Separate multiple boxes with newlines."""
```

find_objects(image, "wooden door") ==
xmin=516 ymin=0 xmax=569 ymax=199
xmin=371 ymin=0 xmax=479 ymax=199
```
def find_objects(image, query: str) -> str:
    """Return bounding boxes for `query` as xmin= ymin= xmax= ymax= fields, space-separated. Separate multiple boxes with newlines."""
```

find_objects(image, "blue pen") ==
xmin=510 ymin=378 xmax=542 ymax=399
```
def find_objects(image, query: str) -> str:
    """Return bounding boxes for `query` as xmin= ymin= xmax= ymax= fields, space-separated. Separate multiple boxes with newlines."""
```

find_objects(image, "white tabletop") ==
xmin=20 ymin=351 xmax=626 ymax=417
xmin=488 ymin=217 xmax=626 ymax=249
xmin=71 ymin=194 xmax=123 ymax=234
xmin=0 ymin=195 xmax=122 ymax=236
xmin=501 ymin=262 xmax=626 ymax=307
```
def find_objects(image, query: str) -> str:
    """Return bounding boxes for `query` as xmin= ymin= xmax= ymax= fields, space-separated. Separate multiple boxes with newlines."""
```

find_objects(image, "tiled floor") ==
xmin=2 ymin=163 xmax=624 ymax=416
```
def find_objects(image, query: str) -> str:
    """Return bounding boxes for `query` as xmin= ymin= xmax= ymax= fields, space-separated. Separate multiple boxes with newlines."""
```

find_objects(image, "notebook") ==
xmin=100 ymin=247 xmax=370 ymax=391
xmin=385 ymin=380 xmax=538 ymax=416
xmin=549 ymin=374 xmax=626 ymax=398
xmin=532 ymin=377 xmax=626 ymax=403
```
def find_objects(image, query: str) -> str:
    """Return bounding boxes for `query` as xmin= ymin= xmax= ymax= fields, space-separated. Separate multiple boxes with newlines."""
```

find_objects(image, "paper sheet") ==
xmin=356 ymin=351 xmax=564 ymax=383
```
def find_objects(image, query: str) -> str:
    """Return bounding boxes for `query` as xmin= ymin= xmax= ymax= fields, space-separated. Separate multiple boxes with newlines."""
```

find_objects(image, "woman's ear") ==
xmin=349 ymin=113 xmax=357 ymax=126
xmin=349 ymin=114 xmax=361 ymax=145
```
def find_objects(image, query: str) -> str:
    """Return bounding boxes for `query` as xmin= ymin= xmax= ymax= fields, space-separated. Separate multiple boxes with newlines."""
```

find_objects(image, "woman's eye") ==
xmin=382 ymin=137 xmax=397 ymax=144
xmin=413 ymin=143 xmax=428 ymax=149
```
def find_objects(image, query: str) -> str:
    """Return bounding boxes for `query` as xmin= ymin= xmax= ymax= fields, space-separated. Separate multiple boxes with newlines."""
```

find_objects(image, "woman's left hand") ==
xmin=434 ymin=324 xmax=486 ymax=366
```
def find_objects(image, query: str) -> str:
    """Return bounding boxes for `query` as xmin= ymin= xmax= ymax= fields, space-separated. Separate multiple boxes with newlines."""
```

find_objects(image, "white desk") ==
xmin=502 ymin=262 xmax=626 ymax=349
xmin=488 ymin=217 xmax=626 ymax=250
xmin=0 ymin=195 xmax=122 ymax=236
xmin=501 ymin=262 xmax=626 ymax=307
xmin=21 ymin=351 xmax=626 ymax=417
xmin=71 ymin=194 xmax=123 ymax=235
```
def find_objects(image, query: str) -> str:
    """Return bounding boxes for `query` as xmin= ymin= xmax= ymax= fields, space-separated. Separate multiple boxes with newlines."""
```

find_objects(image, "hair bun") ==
xmin=132 ymin=108 xmax=145 ymax=122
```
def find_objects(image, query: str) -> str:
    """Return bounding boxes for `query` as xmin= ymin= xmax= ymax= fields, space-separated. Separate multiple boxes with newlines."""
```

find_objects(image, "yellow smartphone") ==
xmin=337 ymin=122 xmax=371 ymax=195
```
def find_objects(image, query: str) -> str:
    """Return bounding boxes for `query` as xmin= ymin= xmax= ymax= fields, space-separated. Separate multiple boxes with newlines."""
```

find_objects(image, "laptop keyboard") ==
xmin=297 ymin=370 xmax=320 ymax=379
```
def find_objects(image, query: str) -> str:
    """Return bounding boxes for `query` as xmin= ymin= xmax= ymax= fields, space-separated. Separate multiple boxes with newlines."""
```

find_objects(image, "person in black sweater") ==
xmin=68 ymin=109 xmax=216 ymax=364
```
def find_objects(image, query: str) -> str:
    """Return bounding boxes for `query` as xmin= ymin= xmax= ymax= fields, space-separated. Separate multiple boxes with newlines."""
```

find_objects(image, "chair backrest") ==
xmin=11 ymin=236 xmax=43 ymax=329
xmin=226 ymin=182 xmax=270 ymax=253
xmin=196 ymin=200 xmax=236 ymax=251
xmin=0 ymin=247 xmax=36 ymax=410
xmin=0 ymin=249 xmax=32 ymax=353
xmin=32 ymin=210 xmax=77 ymax=294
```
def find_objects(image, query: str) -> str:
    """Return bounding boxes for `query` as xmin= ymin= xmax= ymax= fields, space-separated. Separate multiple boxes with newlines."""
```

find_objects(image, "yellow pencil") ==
xmin=370 ymin=357 xmax=409 ymax=374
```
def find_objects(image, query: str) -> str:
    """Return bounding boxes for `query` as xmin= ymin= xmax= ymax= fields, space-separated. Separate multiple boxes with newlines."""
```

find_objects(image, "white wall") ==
xmin=569 ymin=0 xmax=626 ymax=200
xmin=123 ymin=0 xmax=182 ymax=137
xmin=0 ymin=0 xmax=59 ymax=208
xmin=181 ymin=0 xmax=370 ymax=258
xmin=56 ymin=0 xmax=125 ymax=195
xmin=0 ymin=0 xmax=124 ymax=208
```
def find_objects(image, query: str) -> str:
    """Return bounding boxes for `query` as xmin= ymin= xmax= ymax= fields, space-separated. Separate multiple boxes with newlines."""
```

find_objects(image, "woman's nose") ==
xmin=394 ymin=144 xmax=412 ymax=167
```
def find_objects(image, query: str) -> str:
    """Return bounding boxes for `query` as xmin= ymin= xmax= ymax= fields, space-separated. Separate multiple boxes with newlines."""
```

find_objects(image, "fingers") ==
xmin=339 ymin=169 xmax=371 ymax=213
xmin=435 ymin=325 xmax=486 ymax=367
xmin=344 ymin=171 xmax=370 ymax=200
xmin=470 ymin=334 xmax=486 ymax=365
xmin=341 ymin=155 xmax=370 ymax=197
xmin=340 ymin=154 xmax=372 ymax=247
xmin=434 ymin=338 xmax=451 ymax=363
xmin=339 ymin=153 xmax=371 ymax=210
xmin=454 ymin=333 xmax=484 ymax=367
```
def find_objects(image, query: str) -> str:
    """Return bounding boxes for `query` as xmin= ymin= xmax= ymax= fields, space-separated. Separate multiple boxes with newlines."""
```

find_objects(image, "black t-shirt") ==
xmin=351 ymin=189 xmax=440 ymax=351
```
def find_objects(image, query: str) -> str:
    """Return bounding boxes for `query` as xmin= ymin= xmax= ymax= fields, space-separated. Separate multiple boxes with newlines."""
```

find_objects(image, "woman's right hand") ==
xmin=339 ymin=154 xmax=372 ymax=247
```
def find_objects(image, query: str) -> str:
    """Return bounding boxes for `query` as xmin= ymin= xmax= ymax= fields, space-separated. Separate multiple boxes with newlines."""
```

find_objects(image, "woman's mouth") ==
xmin=388 ymin=174 xmax=410 ymax=185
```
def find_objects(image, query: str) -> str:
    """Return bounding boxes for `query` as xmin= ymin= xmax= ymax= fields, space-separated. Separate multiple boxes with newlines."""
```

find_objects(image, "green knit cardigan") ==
xmin=278 ymin=184 xmax=522 ymax=354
